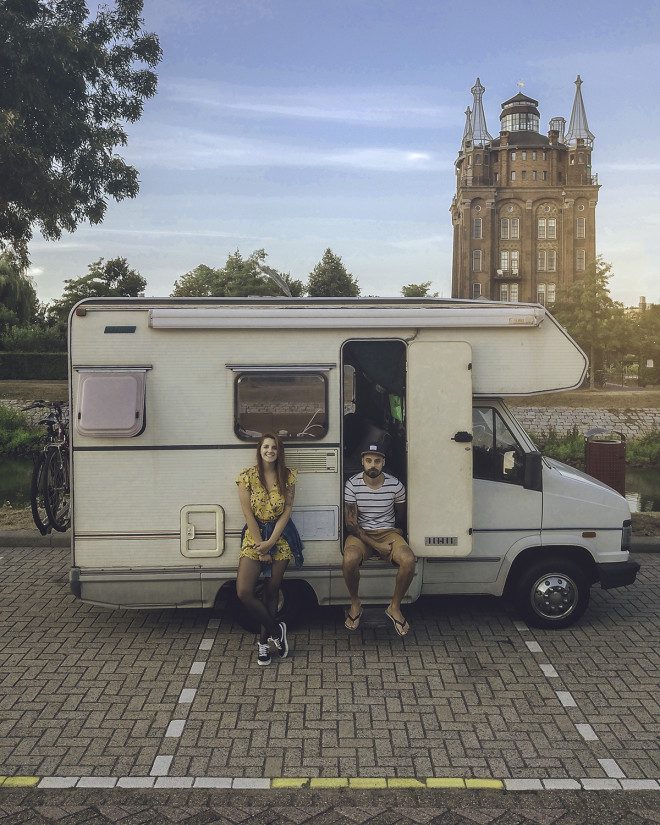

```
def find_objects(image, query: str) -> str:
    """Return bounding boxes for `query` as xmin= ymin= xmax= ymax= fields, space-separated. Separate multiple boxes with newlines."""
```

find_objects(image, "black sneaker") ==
xmin=268 ymin=621 xmax=288 ymax=659
xmin=257 ymin=641 xmax=271 ymax=666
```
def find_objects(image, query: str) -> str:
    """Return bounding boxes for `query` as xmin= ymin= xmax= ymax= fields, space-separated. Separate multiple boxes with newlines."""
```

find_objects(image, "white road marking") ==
xmin=581 ymin=778 xmax=621 ymax=790
xmin=543 ymin=778 xmax=581 ymax=790
xmin=576 ymin=723 xmax=599 ymax=741
xmin=525 ymin=641 xmax=542 ymax=653
xmin=150 ymin=755 xmax=173 ymax=776
xmin=556 ymin=691 xmax=577 ymax=707
xmin=193 ymin=777 xmax=233 ymax=788
xmin=599 ymin=758 xmax=626 ymax=778
xmin=165 ymin=720 xmax=186 ymax=738
xmin=178 ymin=688 xmax=197 ymax=704
xmin=207 ymin=618 xmax=221 ymax=629
xmin=540 ymin=663 xmax=559 ymax=678
xmin=117 ymin=777 xmax=155 ymax=788
xmin=38 ymin=777 xmax=79 ymax=788
xmin=504 ymin=778 xmax=543 ymax=790
xmin=620 ymin=779 xmax=659 ymax=790
xmin=232 ymin=777 xmax=271 ymax=789
xmin=155 ymin=777 xmax=194 ymax=788
xmin=76 ymin=777 xmax=117 ymax=788
xmin=198 ymin=638 xmax=214 ymax=650
xmin=513 ymin=621 xmax=528 ymax=632
xmin=190 ymin=661 xmax=206 ymax=675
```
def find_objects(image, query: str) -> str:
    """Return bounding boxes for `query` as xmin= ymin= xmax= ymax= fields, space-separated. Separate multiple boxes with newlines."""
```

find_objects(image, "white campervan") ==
xmin=68 ymin=298 xmax=639 ymax=629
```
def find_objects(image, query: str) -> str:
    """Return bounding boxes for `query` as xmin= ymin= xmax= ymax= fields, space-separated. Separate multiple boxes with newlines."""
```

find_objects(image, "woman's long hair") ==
xmin=256 ymin=432 xmax=288 ymax=494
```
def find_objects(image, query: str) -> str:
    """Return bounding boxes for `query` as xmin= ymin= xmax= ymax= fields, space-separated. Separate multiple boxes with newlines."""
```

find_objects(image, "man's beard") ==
xmin=366 ymin=468 xmax=382 ymax=478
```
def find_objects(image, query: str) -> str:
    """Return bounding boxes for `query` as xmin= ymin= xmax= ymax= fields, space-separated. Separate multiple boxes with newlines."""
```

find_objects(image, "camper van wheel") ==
xmin=231 ymin=580 xmax=315 ymax=634
xmin=514 ymin=555 xmax=590 ymax=629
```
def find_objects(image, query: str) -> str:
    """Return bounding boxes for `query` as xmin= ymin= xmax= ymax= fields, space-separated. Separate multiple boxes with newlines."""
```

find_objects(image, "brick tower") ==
xmin=450 ymin=76 xmax=599 ymax=304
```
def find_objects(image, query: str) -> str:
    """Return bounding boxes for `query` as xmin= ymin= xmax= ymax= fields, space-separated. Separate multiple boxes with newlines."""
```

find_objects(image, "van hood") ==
xmin=542 ymin=458 xmax=630 ymax=529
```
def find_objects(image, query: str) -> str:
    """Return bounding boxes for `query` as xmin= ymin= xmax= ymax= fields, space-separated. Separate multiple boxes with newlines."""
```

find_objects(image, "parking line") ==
xmin=178 ymin=688 xmax=197 ymax=704
xmin=556 ymin=690 xmax=578 ymax=707
xmin=576 ymin=723 xmax=599 ymax=742
xmin=150 ymin=755 xmax=173 ymax=776
xmin=599 ymin=758 xmax=626 ymax=779
xmin=165 ymin=720 xmax=186 ymax=738
xmin=539 ymin=663 xmax=559 ymax=678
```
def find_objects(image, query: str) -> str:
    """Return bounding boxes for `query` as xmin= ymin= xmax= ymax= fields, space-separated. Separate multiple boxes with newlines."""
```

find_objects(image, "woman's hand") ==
xmin=254 ymin=540 xmax=275 ymax=557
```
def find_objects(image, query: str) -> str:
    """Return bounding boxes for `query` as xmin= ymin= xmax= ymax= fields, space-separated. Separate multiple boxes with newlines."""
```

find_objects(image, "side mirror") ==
xmin=523 ymin=451 xmax=543 ymax=491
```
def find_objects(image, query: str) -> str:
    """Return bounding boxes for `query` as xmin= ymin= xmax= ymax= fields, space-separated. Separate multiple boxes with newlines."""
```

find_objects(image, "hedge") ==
xmin=0 ymin=352 xmax=68 ymax=380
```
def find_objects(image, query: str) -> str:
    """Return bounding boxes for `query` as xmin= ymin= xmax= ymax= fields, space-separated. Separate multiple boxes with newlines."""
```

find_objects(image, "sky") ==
xmin=27 ymin=0 xmax=660 ymax=305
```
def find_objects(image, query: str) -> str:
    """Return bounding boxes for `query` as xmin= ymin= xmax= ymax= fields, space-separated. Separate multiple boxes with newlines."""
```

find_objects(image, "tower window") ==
xmin=500 ymin=250 xmax=509 ymax=271
xmin=511 ymin=250 xmax=519 ymax=274
xmin=473 ymin=218 xmax=483 ymax=239
xmin=510 ymin=171 xmax=516 ymax=181
xmin=570 ymin=155 xmax=575 ymax=165
xmin=537 ymin=217 xmax=556 ymax=239
xmin=472 ymin=282 xmax=482 ymax=299
xmin=542 ymin=171 xmax=548 ymax=181
xmin=548 ymin=250 xmax=557 ymax=272
xmin=472 ymin=250 xmax=483 ymax=272
xmin=494 ymin=172 xmax=499 ymax=183
xmin=510 ymin=283 xmax=519 ymax=302
xmin=547 ymin=283 xmax=556 ymax=304
xmin=500 ymin=218 xmax=509 ymax=240
xmin=500 ymin=218 xmax=520 ymax=240
xmin=521 ymin=170 xmax=527 ymax=180
xmin=576 ymin=249 xmax=586 ymax=271
xmin=532 ymin=170 xmax=538 ymax=181
xmin=543 ymin=151 xmax=547 ymax=160
xmin=500 ymin=283 xmax=509 ymax=301
xmin=475 ymin=154 xmax=482 ymax=164
xmin=576 ymin=217 xmax=586 ymax=239
xmin=511 ymin=151 xmax=517 ymax=161
xmin=537 ymin=283 xmax=546 ymax=305
xmin=511 ymin=218 xmax=520 ymax=239
xmin=537 ymin=251 xmax=546 ymax=272
xmin=521 ymin=151 xmax=527 ymax=160
xmin=532 ymin=151 xmax=537 ymax=161
xmin=578 ymin=153 xmax=585 ymax=163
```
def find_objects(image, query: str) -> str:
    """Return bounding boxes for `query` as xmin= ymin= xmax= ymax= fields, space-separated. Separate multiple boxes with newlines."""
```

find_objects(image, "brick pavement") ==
xmin=0 ymin=546 xmax=658 ymax=786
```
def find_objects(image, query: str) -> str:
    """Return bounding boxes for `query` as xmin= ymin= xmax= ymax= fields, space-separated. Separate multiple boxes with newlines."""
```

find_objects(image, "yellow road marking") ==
xmin=426 ymin=778 xmax=466 ymax=788
xmin=2 ymin=776 xmax=40 ymax=787
xmin=465 ymin=778 xmax=504 ymax=789
xmin=349 ymin=778 xmax=388 ymax=788
xmin=309 ymin=778 xmax=348 ymax=788
xmin=271 ymin=778 xmax=309 ymax=788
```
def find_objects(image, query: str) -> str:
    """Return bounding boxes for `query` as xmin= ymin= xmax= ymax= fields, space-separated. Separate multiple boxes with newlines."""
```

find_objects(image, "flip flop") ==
xmin=385 ymin=609 xmax=410 ymax=637
xmin=344 ymin=609 xmax=363 ymax=631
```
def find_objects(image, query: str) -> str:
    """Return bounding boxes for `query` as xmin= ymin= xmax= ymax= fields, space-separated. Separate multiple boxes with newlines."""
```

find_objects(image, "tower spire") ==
xmin=565 ymin=75 xmax=594 ymax=147
xmin=461 ymin=106 xmax=473 ymax=149
xmin=470 ymin=78 xmax=492 ymax=146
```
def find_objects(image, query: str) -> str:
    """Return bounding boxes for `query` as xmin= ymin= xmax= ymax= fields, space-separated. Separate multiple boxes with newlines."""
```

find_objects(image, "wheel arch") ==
xmin=504 ymin=544 xmax=598 ymax=598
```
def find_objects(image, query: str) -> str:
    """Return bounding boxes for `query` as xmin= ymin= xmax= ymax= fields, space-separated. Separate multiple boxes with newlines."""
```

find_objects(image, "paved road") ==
xmin=0 ymin=546 xmax=658 ymax=822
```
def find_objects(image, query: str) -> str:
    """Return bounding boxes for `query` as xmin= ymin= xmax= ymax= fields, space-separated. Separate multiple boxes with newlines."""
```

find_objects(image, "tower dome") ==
xmin=499 ymin=92 xmax=540 ymax=134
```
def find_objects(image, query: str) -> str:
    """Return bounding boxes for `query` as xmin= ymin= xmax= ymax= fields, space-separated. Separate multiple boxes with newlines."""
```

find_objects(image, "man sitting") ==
xmin=342 ymin=443 xmax=416 ymax=636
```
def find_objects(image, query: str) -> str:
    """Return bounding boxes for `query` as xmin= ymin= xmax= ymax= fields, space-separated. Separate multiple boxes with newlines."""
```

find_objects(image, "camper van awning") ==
xmin=148 ymin=306 xmax=545 ymax=330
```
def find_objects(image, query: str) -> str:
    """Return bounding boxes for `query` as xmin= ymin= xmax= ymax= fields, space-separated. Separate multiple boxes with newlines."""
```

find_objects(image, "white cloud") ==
xmin=128 ymin=127 xmax=448 ymax=172
xmin=165 ymin=80 xmax=459 ymax=128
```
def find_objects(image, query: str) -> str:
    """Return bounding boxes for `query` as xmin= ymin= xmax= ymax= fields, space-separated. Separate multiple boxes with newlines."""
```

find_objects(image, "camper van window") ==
xmin=472 ymin=407 xmax=524 ymax=485
xmin=235 ymin=372 xmax=328 ymax=440
xmin=75 ymin=369 xmax=147 ymax=438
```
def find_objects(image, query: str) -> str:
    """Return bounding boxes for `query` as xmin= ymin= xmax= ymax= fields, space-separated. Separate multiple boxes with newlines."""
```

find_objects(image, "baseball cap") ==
xmin=360 ymin=442 xmax=386 ymax=458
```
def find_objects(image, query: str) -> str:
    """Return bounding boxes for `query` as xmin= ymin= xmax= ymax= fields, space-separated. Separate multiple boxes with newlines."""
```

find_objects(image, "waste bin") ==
xmin=584 ymin=430 xmax=626 ymax=496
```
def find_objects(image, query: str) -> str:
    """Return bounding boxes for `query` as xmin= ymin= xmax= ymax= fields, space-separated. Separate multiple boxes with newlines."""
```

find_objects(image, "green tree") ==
xmin=48 ymin=257 xmax=146 ymax=326
xmin=0 ymin=250 xmax=38 ymax=332
xmin=0 ymin=0 xmax=162 ymax=263
xmin=401 ymin=281 xmax=438 ymax=298
xmin=552 ymin=257 xmax=626 ymax=389
xmin=171 ymin=264 xmax=222 ymax=297
xmin=632 ymin=303 xmax=660 ymax=386
xmin=171 ymin=250 xmax=305 ymax=298
xmin=307 ymin=249 xmax=360 ymax=297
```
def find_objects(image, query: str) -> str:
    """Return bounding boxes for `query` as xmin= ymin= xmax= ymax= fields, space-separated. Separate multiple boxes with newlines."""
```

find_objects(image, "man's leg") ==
xmin=387 ymin=540 xmax=416 ymax=630
xmin=342 ymin=536 xmax=366 ymax=629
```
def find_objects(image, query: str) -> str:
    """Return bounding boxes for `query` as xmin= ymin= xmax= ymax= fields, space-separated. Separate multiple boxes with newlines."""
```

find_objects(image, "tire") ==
xmin=514 ymin=555 xmax=590 ymax=629
xmin=232 ymin=580 xmax=316 ymax=633
xmin=30 ymin=453 xmax=51 ymax=536
xmin=44 ymin=448 xmax=70 ymax=532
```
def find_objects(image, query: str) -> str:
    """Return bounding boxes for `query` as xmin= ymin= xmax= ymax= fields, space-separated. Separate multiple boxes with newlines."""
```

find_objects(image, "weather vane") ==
xmin=517 ymin=79 xmax=525 ymax=92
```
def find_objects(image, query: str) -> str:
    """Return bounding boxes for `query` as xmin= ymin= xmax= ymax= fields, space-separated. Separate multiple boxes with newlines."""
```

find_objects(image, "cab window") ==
xmin=472 ymin=407 xmax=525 ymax=484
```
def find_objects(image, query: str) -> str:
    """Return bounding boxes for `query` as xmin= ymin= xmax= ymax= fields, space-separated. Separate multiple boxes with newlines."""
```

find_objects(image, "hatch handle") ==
xmin=452 ymin=431 xmax=473 ymax=443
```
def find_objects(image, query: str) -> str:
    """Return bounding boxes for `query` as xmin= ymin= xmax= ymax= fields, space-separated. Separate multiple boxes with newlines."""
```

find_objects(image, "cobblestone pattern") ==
xmin=0 ymin=547 xmax=658 ymax=782
xmin=1 ymin=788 xmax=660 ymax=824
xmin=514 ymin=407 xmax=660 ymax=438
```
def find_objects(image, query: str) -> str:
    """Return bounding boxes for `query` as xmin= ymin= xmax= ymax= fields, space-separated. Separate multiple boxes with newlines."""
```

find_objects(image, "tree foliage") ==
xmin=552 ymin=257 xmax=628 ymax=388
xmin=171 ymin=250 xmax=305 ymax=298
xmin=0 ymin=0 xmax=162 ymax=263
xmin=401 ymin=281 xmax=437 ymax=298
xmin=0 ymin=250 xmax=38 ymax=331
xmin=307 ymin=249 xmax=360 ymax=297
xmin=48 ymin=256 xmax=146 ymax=326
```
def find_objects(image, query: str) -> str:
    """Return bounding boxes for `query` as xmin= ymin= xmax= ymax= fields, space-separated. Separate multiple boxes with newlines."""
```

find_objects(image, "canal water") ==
xmin=1 ymin=457 xmax=660 ymax=512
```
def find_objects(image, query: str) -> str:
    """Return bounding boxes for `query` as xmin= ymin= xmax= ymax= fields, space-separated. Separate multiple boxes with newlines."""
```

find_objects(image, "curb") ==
xmin=1 ymin=775 xmax=658 ymax=791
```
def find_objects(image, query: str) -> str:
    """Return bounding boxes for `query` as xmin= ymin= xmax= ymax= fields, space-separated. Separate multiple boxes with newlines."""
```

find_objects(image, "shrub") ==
xmin=0 ymin=404 xmax=41 ymax=455
xmin=0 ymin=324 xmax=66 ymax=352
xmin=626 ymin=433 xmax=660 ymax=468
xmin=531 ymin=428 xmax=660 ymax=469
xmin=0 ymin=352 xmax=67 ymax=379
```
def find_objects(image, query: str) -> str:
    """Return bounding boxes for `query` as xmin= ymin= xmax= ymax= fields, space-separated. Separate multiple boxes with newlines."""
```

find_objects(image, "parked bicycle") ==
xmin=22 ymin=401 xmax=70 ymax=534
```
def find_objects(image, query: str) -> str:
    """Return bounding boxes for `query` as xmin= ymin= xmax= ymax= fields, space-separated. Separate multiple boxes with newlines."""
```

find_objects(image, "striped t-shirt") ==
xmin=344 ymin=472 xmax=406 ymax=531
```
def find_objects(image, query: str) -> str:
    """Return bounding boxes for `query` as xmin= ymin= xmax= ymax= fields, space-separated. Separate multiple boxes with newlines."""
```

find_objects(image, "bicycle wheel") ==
xmin=44 ymin=448 xmax=70 ymax=532
xmin=30 ymin=453 xmax=51 ymax=535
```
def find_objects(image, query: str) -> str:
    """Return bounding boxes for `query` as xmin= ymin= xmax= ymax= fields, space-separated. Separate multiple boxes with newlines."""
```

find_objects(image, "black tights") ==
xmin=236 ymin=557 xmax=289 ymax=643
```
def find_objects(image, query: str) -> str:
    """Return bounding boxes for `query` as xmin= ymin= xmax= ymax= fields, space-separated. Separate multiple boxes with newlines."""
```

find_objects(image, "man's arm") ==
xmin=344 ymin=502 xmax=368 ymax=540
xmin=394 ymin=501 xmax=407 ymax=533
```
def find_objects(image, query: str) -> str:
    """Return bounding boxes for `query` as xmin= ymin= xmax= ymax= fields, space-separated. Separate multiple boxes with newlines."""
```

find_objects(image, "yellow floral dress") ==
xmin=236 ymin=466 xmax=298 ymax=561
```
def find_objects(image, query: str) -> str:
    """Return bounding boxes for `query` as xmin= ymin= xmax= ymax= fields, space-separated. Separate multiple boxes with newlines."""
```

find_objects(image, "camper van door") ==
xmin=407 ymin=341 xmax=473 ymax=558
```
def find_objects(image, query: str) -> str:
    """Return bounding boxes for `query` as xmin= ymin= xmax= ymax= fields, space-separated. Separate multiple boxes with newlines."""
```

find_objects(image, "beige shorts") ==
xmin=344 ymin=528 xmax=413 ymax=565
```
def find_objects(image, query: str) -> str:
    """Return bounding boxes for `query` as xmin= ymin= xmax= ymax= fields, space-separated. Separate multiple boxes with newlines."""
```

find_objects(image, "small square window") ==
xmin=76 ymin=370 xmax=147 ymax=438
